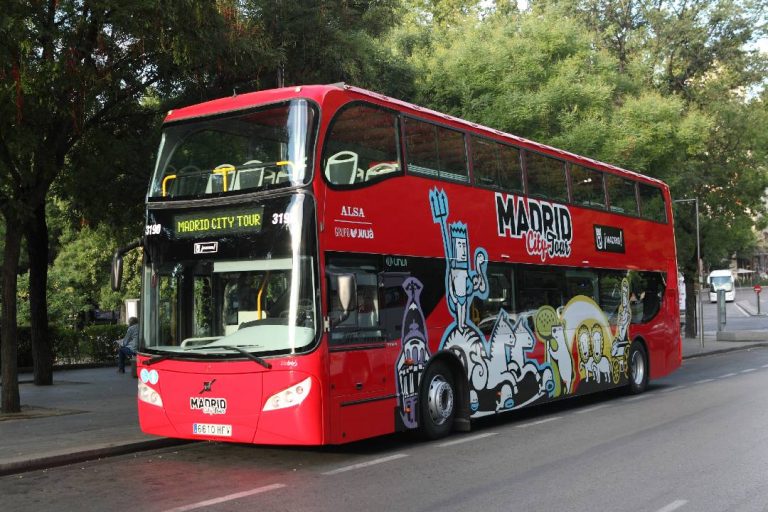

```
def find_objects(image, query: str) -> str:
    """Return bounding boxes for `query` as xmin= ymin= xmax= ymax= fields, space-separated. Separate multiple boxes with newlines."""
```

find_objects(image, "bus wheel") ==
xmin=627 ymin=342 xmax=649 ymax=394
xmin=420 ymin=361 xmax=455 ymax=440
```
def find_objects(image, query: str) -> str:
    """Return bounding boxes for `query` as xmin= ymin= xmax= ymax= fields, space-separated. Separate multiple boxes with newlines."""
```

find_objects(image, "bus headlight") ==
xmin=138 ymin=382 xmax=164 ymax=407
xmin=262 ymin=377 xmax=312 ymax=411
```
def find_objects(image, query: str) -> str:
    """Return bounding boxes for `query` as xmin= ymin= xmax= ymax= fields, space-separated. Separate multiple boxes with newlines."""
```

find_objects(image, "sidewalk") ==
xmin=0 ymin=366 xmax=183 ymax=477
xmin=2 ymin=334 xmax=767 ymax=477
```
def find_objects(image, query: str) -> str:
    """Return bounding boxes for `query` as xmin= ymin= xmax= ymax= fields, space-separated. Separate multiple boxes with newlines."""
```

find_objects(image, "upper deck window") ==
xmin=405 ymin=118 xmax=469 ymax=182
xmin=638 ymin=183 xmax=667 ymax=223
xmin=322 ymin=104 xmax=401 ymax=186
xmin=524 ymin=151 xmax=568 ymax=203
xmin=471 ymin=137 xmax=523 ymax=193
xmin=570 ymin=165 xmax=606 ymax=209
xmin=605 ymin=173 xmax=638 ymax=215
xmin=149 ymin=99 xmax=317 ymax=200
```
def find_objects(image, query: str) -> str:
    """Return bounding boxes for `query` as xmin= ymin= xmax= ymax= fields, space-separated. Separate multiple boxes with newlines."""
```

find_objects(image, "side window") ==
xmin=638 ymin=183 xmax=667 ymax=223
xmin=405 ymin=118 xmax=469 ymax=182
xmin=322 ymin=104 xmax=401 ymax=186
xmin=471 ymin=136 xmax=523 ymax=193
xmin=605 ymin=174 xmax=638 ymax=215
xmin=517 ymin=265 xmax=565 ymax=311
xmin=570 ymin=165 xmax=606 ymax=209
xmin=474 ymin=263 xmax=515 ymax=335
xmin=524 ymin=151 xmax=568 ymax=203
xmin=327 ymin=256 xmax=384 ymax=344
xmin=565 ymin=270 xmax=599 ymax=304
xmin=598 ymin=270 xmax=665 ymax=325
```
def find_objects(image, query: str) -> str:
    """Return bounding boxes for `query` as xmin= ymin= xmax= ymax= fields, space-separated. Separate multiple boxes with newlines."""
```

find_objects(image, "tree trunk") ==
xmin=1 ymin=218 xmax=23 ymax=413
xmin=28 ymin=203 xmax=52 ymax=385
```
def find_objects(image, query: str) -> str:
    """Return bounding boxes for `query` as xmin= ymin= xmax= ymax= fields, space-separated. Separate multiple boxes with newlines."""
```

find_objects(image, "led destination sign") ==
xmin=173 ymin=206 xmax=265 ymax=239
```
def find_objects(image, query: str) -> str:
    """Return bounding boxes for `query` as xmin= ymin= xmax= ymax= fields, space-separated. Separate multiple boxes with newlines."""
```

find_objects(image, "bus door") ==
xmin=327 ymin=258 xmax=397 ymax=442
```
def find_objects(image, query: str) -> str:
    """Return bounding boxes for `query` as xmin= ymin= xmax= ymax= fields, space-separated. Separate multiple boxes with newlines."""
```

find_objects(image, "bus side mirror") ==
xmin=111 ymin=251 xmax=124 ymax=291
xmin=111 ymin=238 xmax=144 ymax=291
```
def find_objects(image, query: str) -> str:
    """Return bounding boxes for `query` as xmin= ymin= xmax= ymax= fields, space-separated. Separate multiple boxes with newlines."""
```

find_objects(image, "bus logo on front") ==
xmin=194 ymin=242 xmax=218 ymax=254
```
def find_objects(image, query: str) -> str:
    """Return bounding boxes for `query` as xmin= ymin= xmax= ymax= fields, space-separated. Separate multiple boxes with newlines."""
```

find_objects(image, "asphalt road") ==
xmin=3 ymin=347 xmax=768 ymax=512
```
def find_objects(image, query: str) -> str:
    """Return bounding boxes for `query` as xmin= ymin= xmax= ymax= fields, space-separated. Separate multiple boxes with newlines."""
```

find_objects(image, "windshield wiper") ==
xmin=194 ymin=345 xmax=272 ymax=369
xmin=145 ymin=354 xmax=174 ymax=366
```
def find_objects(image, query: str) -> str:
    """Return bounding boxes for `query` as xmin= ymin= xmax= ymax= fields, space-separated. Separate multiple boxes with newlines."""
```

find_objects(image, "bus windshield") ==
xmin=140 ymin=194 xmax=318 ymax=358
xmin=710 ymin=276 xmax=734 ymax=291
xmin=142 ymin=257 xmax=316 ymax=357
xmin=148 ymin=99 xmax=317 ymax=199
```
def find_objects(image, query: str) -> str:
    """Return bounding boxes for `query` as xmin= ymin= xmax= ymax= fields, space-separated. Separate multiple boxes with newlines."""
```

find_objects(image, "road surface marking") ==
xmin=162 ymin=484 xmax=286 ymax=512
xmin=717 ymin=373 xmax=737 ymax=379
xmin=438 ymin=432 xmax=497 ymax=447
xmin=740 ymin=368 xmax=756 ymax=374
xmin=516 ymin=416 xmax=562 ymax=428
xmin=655 ymin=499 xmax=688 ymax=512
xmin=322 ymin=454 xmax=408 ymax=475
xmin=659 ymin=385 xmax=684 ymax=393
xmin=734 ymin=303 xmax=751 ymax=317
xmin=575 ymin=404 xmax=610 ymax=414
xmin=694 ymin=378 xmax=715 ymax=385
xmin=762 ymin=364 xmax=768 ymax=368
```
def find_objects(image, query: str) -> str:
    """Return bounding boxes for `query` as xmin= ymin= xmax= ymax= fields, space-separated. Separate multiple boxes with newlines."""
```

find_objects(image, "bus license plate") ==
xmin=193 ymin=423 xmax=232 ymax=437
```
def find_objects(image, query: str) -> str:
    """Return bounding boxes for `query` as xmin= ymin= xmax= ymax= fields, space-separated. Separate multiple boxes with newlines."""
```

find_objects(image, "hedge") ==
xmin=2 ymin=324 xmax=127 ymax=367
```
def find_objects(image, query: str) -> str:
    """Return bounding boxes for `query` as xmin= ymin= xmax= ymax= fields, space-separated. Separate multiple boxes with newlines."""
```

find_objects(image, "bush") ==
xmin=80 ymin=324 xmax=126 ymax=363
xmin=0 ymin=324 xmax=127 ymax=367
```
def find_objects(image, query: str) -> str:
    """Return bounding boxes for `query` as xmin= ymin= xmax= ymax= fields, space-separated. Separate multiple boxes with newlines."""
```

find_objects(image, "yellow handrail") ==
xmin=256 ymin=272 xmax=270 ymax=320
xmin=162 ymin=175 xmax=177 ymax=197
xmin=212 ymin=164 xmax=236 ymax=192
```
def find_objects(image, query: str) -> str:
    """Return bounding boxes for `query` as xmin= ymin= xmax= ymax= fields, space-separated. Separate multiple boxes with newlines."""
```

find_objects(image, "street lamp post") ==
xmin=673 ymin=198 xmax=704 ymax=348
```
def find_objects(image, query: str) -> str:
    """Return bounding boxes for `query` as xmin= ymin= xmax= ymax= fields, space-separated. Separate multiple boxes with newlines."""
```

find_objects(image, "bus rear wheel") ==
xmin=627 ymin=342 xmax=649 ymax=394
xmin=420 ymin=361 xmax=455 ymax=440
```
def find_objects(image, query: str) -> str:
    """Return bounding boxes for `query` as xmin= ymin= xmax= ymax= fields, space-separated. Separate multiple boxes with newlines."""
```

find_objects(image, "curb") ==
xmin=0 ymin=438 xmax=190 ymax=477
xmin=682 ymin=342 xmax=768 ymax=360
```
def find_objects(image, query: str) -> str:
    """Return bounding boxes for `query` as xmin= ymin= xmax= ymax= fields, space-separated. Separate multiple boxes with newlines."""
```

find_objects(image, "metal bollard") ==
xmin=717 ymin=289 xmax=727 ymax=331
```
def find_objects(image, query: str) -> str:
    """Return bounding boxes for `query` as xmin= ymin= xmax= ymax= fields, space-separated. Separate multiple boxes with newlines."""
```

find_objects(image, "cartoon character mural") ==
xmin=610 ymin=278 xmax=631 ymax=383
xmin=423 ymin=188 xmax=635 ymax=419
xmin=395 ymin=277 xmax=431 ymax=429
xmin=533 ymin=306 xmax=575 ymax=396
xmin=429 ymin=188 xmax=555 ymax=416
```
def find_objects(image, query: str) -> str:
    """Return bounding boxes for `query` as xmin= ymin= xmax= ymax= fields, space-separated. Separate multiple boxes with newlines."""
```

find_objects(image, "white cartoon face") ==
xmin=591 ymin=326 xmax=604 ymax=357
xmin=578 ymin=326 xmax=591 ymax=358
xmin=454 ymin=236 xmax=468 ymax=262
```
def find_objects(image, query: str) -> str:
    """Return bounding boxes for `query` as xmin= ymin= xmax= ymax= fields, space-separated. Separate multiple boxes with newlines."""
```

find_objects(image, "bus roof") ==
xmin=163 ymin=83 xmax=667 ymax=189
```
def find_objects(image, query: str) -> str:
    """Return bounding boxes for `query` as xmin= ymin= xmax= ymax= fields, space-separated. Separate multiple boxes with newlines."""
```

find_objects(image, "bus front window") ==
xmin=149 ymin=99 xmax=317 ymax=199
xmin=142 ymin=257 xmax=317 ymax=357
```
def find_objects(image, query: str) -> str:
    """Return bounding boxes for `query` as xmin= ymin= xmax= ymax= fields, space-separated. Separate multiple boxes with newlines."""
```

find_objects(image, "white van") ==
xmin=708 ymin=269 xmax=735 ymax=302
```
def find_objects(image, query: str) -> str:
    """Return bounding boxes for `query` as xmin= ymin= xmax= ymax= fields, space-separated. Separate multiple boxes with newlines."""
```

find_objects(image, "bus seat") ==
xmin=325 ymin=151 xmax=358 ymax=185
xmin=205 ymin=173 xmax=225 ymax=193
xmin=232 ymin=162 xmax=265 ymax=190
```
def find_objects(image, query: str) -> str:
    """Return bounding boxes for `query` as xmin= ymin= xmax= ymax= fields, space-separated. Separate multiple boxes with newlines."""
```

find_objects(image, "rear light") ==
xmin=138 ymin=382 xmax=164 ymax=407
xmin=262 ymin=377 xmax=312 ymax=411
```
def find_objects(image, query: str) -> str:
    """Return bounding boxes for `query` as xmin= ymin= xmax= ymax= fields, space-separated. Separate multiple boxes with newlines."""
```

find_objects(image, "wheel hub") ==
xmin=427 ymin=375 xmax=454 ymax=425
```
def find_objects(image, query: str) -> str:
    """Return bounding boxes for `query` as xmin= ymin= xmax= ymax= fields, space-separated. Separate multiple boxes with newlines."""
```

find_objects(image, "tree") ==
xmin=0 ymin=0 xmax=271 ymax=412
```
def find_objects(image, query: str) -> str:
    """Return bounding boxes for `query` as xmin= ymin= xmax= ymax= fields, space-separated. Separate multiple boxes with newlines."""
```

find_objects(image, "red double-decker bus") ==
xmin=115 ymin=84 xmax=681 ymax=445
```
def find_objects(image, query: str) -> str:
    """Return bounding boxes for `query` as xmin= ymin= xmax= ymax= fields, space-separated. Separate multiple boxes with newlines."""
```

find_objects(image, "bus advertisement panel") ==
xmin=120 ymin=84 xmax=681 ymax=445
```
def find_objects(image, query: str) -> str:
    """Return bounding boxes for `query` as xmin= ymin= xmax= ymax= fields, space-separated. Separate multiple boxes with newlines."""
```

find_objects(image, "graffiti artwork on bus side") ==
xmin=395 ymin=277 xmax=431 ymax=429
xmin=428 ymin=189 xmax=632 ymax=418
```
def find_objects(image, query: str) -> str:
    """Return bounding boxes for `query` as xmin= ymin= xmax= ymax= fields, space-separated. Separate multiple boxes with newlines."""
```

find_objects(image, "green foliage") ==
xmin=80 ymin=324 xmax=126 ymax=364
xmin=0 ymin=324 xmax=116 ymax=367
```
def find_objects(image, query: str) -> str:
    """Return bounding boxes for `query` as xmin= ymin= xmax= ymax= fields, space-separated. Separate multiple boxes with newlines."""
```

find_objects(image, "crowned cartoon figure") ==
xmin=429 ymin=188 xmax=488 ymax=342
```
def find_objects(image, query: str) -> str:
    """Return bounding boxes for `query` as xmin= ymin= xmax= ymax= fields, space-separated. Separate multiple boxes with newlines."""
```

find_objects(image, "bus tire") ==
xmin=420 ymin=361 xmax=455 ymax=440
xmin=627 ymin=342 xmax=649 ymax=394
